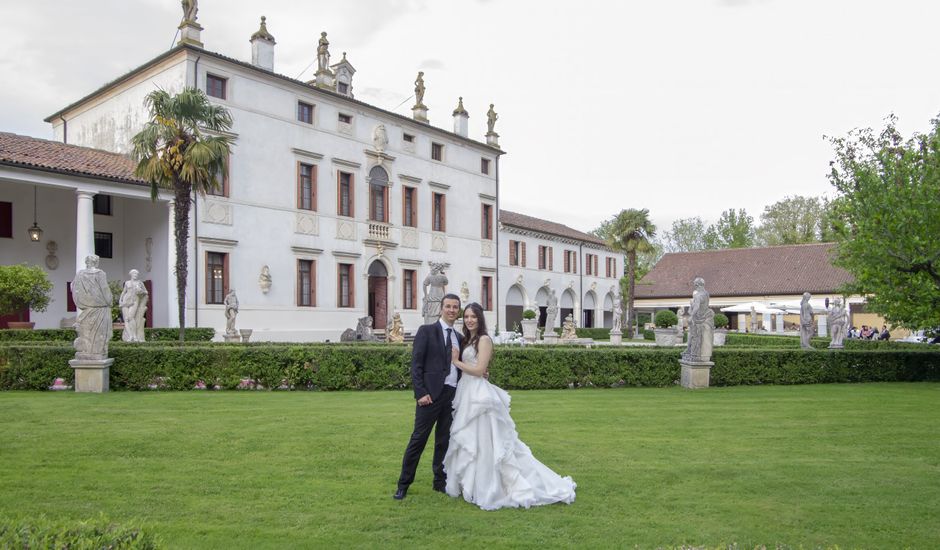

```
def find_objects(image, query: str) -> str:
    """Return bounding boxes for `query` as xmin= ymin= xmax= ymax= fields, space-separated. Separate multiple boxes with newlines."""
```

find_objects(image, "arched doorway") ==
xmin=505 ymin=284 xmax=525 ymax=332
xmin=583 ymin=291 xmax=596 ymax=328
xmin=561 ymin=288 xmax=576 ymax=327
xmin=603 ymin=292 xmax=614 ymax=328
xmin=535 ymin=286 xmax=550 ymax=328
xmin=367 ymin=260 xmax=388 ymax=329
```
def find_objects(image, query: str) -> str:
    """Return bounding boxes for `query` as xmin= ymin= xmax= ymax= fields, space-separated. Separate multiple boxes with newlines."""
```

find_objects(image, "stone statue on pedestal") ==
xmin=560 ymin=313 xmax=577 ymax=340
xmin=72 ymin=255 xmax=112 ymax=360
xmin=224 ymin=289 xmax=239 ymax=336
xmin=119 ymin=269 xmax=148 ymax=343
xmin=828 ymin=297 xmax=847 ymax=349
xmin=414 ymin=71 xmax=426 ymax=107
xmin=800 ymin=292 xmax=814 ymax=349
xmin=544 ymin=289 xmax=559 ymax=334
xmin=486 ymin=104 xmax=498 ymax=134
xmin=422 ymin=262 xmax=448 ymax=324
xmin=317 ymin=32 xmax=331 ymax=73
xmin=681 ymin=277 xmax=714 ymax=363
xmin=612 ymin=294 xmax=623 ymax=333
xmin=181 ymin=0 xmax=198 ymax=22
xmin=387 ymin=312 xmax=404 ymax=343
xmin=258 ymin=265 xmax=272 ymax=294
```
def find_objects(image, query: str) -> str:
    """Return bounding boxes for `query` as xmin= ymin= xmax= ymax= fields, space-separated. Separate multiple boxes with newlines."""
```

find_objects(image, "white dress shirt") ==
xmin=439 ymin=319 xmax=459 ymax=387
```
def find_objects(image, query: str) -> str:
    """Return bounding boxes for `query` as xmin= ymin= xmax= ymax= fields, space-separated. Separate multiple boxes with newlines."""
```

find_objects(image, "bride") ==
xmin=443 ymin=302 xmax=576 ymax=510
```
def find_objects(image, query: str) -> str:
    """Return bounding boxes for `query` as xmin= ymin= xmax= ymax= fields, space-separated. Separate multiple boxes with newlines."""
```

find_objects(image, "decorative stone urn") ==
xmin=713 ymin=328 xmax=728 ymax=347
xmin=653 ymin=328 xmax=679 ymax=347
xmin=520 ymin=319 xmax=538 ymax=343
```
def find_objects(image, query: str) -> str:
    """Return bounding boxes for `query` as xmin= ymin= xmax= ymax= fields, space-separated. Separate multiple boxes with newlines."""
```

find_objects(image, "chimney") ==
xmin=452 ymin=97 xmax=469 ymax=137
xmin=250 ymin=16 xmax=276 ymax=71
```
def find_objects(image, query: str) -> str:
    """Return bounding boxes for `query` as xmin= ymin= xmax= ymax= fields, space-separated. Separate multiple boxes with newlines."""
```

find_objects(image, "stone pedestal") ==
xmin=486 ymin=131 xmax=499 ymax=147
xmin=412 ymin=105 xmax=429 ymax=123
xmin=178 ymin=21 xmax=204 ymax=48
xmin=314 ymin=70 xmax=335 ymax=90
xmin=609 ymin=330 xmax=622 ymax=345
xmin=239 ymin=329 xmax=253 ymax=343
xmin=69 ymin=358 xmax=113 ymax=393
xmin=543 ymin=331 xmax=559 ymax=345
xmin=680 ymin=360 xmax=713 ymax=389
xmin=223 ymin=332 xmax=240 ymax=343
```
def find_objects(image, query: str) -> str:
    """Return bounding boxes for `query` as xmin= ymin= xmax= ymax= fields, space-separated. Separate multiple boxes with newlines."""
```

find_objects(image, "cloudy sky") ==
xmin=2 ymin=0 xmax=938 ymax=233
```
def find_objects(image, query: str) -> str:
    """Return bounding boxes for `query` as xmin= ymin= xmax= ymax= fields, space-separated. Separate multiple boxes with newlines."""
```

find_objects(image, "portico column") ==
xmin=166 ymin=200 xmax=179 ymax=328
xmin=762 ymin=313 xmax=772 ymax=332
xmin=75 ymin=190 xmax=95 ymax=272
xmin=775 ymin=313 xmax=784 ymax=333
xmin=818 ymin=314 xmax=828 ymax=337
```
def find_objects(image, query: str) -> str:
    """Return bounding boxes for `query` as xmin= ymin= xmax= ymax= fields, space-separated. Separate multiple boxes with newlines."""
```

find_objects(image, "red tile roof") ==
xmin=635 ymin=243 xmax=854 ymax=298
xmin=0 ymin=132 xmax=143 ymax=185
xmin=499 ymin=209 xmax=609 ymax=247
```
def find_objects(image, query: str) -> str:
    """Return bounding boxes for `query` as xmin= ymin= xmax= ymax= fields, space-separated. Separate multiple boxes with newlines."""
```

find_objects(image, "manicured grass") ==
xmin=1 ymin=384 xmax=938 ymax=548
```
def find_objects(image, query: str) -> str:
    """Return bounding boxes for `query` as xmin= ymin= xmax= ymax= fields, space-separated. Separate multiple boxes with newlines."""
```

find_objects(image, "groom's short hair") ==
xmin=442 ymin=293 xmax=461 ymax=307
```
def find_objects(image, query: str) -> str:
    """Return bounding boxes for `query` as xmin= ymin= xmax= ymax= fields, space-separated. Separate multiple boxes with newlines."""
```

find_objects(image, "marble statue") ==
xmin=259 ymin=265 xmax=272 ymax=294
xmin=387 ymin=312 xmax=404 ymax=343
xmin=749 ymin=306 xmax=758 ymax=333
xmin=681 ymin=277 xmax=715 ymax=363
xmin=800 ymin=292 xmax=814 ymax=349
xmin=414 ymin=71 xmax=426 ymax=106
xmin=828 ymin=297 xmax=847 ymax=349
xmin=72 ymin=255 xmax=112 ymax=360
xmin=119 ymin=269 xmax=148 ymax=343
xmin=544 ymin=288 xmax=559 ymax=334
xmin=677 ymin=306 xmax=687 ymax=337
xmin=372 ymin=124 xmax=388 ymax=152
xmin=560 ymin=313 xmax=577 ymax=340
xmin=181 ymin=0 xmax=198 ymax=22
xmin=422 ymin=262 xmax=448 ymax=324
xmin=341 ymin=316 xmax=378 ymax=341
xmin=460 ymin=281 xmax=470 ymax=306
xmin=224 ymin=289 xmax=239 ymax=335
xmin=317 ymin=32 xmax=330 ymax=73
xmin=486 ymin=104 xmax=498 ymax=134
xmin=612 ymin=293 xmax=623 ymax=333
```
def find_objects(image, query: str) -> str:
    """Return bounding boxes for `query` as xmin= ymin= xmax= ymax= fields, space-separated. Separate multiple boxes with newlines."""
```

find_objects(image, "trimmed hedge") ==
xmin=0 ymin=515 xmax=156 ymax=549
xmin=575 ymin=328 xmax=612 ymax=340
xmin=0 ymin=327 xmax=215 ymax=342
xmin=2 ymin=342 xmax=938 ymax=391
xmin=724 ymin=332 xmax=926 ymax=350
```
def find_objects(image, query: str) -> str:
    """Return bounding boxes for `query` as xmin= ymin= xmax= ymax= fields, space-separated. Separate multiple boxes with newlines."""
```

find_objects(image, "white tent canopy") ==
xmin=768 ymin=300 xmax=828 ymax=314
xmin=720 ymin=302 xmax=787 ymax=314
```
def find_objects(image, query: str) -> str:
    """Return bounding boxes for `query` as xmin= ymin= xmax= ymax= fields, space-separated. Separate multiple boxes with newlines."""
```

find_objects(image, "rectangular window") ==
xmin=338 ymin=263 xmax=354 ymax=308
xmin=403 ymin=133 xmax=415 ymax=143
xmin=297 ymin=259 xmax=316 ymax=306
xmin=538 ymin=245 xmax=547 ymax=270
xmin=606 ymin=257 xmax=617 ymax=278
xmin=403 ymin=269 xmax=417 ymax=309
xmin=297 ymin=162 xmax=316 ymax=210
xmin=298 ymin=101 xmax=314 ymax=124
xmin=370 ymin=181 xmax=388 ymax=222
xmin=480 ymin=204 xmax=493 ymax=240
xmin=481 ymin=276 xmax=493 ymax=311
xmin=93 ymin=195 xmax=112 ymax=215
xmin=509 ymin=240 xmax=526 ymax=267
xmin=93 ymin=232 xmax=113 ymax=259
xmin=431 ymin=142 xmax=443 ymax=161
xmin=481 ymin=158 xmax=490 ymax=174
xmin=564 ymin=250 xmax=577 ymax=274
xmin=402 ymin=187 xmax=417 ymax=227
xmin=337 ymin=171 xmax=354 ymax=217
xmin=0 ymin=202 xmax=11 ymax=238
xmin=206 ymin=74 xmax=226 ymax=99
xmin=432 ymin=192 xmax=446 ymax=232
xmin=206 ymin=252 xmax=228 ymax=304
xmin=207 ymin=152 xmax=230 ymax=197
xmin=338 ymin=113 xmax=352 ymax=124
xmin=338 ymin=82 xmax=349 ymax=95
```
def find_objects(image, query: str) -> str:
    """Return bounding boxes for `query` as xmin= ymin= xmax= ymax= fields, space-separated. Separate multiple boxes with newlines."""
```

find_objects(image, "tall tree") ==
xmin=705 ymin=208 xmax=756 ymax=249
xmin=756 ymin=195 xmax=829 ymax=246
xmin=603 ymin=209 xmax=656 ymax=338
xmin=662 ymin=217 xmax=709 ymax=253
xmin=132 ymin=88 xmax=233 ymax=341
xmin=828 ymin=114 xmax=940 ymax=329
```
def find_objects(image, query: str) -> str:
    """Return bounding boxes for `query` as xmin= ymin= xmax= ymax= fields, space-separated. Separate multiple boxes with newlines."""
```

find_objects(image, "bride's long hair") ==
xmin=460 ymin=302 xmax=488 ymax=355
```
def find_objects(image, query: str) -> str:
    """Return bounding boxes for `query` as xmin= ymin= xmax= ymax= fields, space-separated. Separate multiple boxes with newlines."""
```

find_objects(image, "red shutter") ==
xmin=521 ymin=242 xmax=527 ymax=267
xmin=296 ymin=162 xmax=303 ymax=209
xmin=312 ymin=165 xmax=318 ymax=211
xmin=441 ymin=194 xmax=446 ymax=232
xmin=336 ymin=171 xmax=342 ymax=215
xmin=509 ymin=241 xmax=517 ymax=265
xmin=564 ymin=251 xmax=569 ymax=273
xmin=549 ymin=247 xmax=553 ymax=271
xmin=594 ymin=255 xmax=598 ymax=276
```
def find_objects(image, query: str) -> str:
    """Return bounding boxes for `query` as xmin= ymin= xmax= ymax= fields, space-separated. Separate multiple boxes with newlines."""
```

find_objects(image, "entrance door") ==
xmin=367 ymin=261 xmax=388 ymax=329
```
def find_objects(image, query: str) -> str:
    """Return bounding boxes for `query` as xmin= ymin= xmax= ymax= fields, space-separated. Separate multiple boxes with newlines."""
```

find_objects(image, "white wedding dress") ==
xmin=443 ymin=344 xmax=577 ymax=510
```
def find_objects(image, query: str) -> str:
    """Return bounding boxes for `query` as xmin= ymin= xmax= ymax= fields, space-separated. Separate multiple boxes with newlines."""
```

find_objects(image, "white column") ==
xmin=775 ymin=313 xmax=784 ymax=333
xmin=737 ymin=313 xmax=746 ymax=333
xmin=75 ymin=190 xmax=95 ymax=273
xmin=166 ymin=200 xmax=179 ymax=328
xmin=818 ymin=314 xmax=828 ymax=337
xmin=762 ymin=313 xmax=772 ymax=332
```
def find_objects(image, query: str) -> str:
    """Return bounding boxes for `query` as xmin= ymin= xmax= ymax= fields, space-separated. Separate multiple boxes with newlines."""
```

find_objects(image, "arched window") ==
xmin=369 ymin=166 xmax=389 ymax=223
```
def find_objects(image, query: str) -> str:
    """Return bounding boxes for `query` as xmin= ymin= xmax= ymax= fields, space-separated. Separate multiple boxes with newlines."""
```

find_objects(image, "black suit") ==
xmin=397 ymin=321 xmax=462 ymax=491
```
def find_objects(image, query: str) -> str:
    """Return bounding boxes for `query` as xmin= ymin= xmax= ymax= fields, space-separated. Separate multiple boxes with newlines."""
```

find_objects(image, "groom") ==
xmin=394 ymin=293 xmax=462 ymax=500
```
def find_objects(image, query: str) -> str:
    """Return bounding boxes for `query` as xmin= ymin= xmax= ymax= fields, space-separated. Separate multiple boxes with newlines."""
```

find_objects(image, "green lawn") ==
xmin=1 ymin=384 xmax=938 ymax=549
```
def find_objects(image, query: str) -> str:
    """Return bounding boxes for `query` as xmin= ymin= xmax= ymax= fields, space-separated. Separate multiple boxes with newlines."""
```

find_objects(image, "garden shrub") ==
xmin=0 ymin=327 xmax=214 ymax=342
xmin=0 ymin=515 xmax=156 ymax=549
xmin=575 ymin=328 xmax=612 ymax=340
xmin=655 ymin=310 xmax=678 ymax=328
xmin=723 ymin=332 xmax=925 ymax=350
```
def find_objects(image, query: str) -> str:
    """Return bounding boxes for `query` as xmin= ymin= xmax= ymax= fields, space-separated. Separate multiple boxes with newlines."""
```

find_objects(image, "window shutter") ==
xmin=336 ymin=171 xmax=341 ymax=215
xmin=549 ymin=247 xmax=553 ymax=271
xmin=296 ymin=162 xmax=302 ymax=209
xmin=594 ymin=255 xmax=598 ymax=276
xmin=564 ymin=251 xmax=569 ymax=273
xmin=509 ymin=241 xmax=517 ymax=265
xmin=521 ymin=242 xmax=527 ymax=267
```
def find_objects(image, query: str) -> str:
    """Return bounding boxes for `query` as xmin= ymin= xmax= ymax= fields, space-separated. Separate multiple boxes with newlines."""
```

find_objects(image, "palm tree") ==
xmin=132 ymin=88 xmax=233 ymax=341
xmin=606 ymin=209 xmax=656 ymax=338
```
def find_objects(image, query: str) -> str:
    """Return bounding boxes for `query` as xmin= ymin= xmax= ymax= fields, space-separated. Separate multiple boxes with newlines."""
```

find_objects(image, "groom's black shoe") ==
xmin=393 ymin=487 xmax=408 ymax=500
xmin=433 ymin=485 xmax=446 ymax=494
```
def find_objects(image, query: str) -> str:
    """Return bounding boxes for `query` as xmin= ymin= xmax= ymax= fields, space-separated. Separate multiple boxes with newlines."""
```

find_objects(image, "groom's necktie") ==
xmin=445 ymin=328 xmax=453 ymax=360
